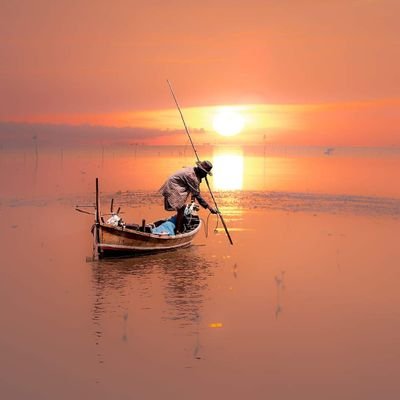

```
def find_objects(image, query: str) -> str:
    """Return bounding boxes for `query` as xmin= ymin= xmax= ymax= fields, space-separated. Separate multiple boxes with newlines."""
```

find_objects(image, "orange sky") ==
xmin=1 ymin=0 xmax=399 ymax=146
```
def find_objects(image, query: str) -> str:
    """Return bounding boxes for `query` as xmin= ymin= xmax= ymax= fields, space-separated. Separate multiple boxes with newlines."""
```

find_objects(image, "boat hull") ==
xmin=97 ymin=220 xmax=202 ymax=257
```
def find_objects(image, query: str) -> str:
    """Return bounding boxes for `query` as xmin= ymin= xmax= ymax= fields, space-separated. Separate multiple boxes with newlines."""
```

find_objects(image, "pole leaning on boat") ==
xmin=93 ymin=177 xmax=101 ymax=260
xmin=166 ymin=80 xmax=234 ymax=245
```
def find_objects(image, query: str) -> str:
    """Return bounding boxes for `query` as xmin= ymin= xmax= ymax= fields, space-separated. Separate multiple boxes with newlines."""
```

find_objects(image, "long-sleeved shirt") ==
xmin=159 ymin=167 xmax=209 ymax=210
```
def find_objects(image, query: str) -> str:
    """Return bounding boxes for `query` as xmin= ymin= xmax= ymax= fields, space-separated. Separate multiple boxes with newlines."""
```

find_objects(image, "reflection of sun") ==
xmin=213 ymin=153 xmax=244 ymax=190
xmin=213 ymin=108 xmax=245 ymax=137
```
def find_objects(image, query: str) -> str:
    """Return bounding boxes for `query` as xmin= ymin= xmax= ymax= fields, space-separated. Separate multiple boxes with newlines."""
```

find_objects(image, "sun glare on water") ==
xmin=213 ymin=152 xmax=244 ymax=190
xmin=213 ymin=108 xmax=245 ymax=137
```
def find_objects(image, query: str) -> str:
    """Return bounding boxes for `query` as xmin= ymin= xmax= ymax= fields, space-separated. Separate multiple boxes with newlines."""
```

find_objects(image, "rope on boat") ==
xmin=203 ymin=211 xmax=219 ymax=239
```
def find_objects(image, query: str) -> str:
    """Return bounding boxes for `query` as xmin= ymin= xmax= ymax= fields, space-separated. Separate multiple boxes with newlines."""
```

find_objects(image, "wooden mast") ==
xmin=93 ymin=177 xmax=100 ymax=260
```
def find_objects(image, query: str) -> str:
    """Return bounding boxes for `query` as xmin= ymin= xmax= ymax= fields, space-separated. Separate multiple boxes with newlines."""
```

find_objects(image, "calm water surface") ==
xmin=1 ymin=145 xmax=400 ymax=399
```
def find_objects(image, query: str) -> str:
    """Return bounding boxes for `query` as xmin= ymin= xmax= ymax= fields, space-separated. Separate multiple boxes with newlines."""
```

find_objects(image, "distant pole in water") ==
xmin=166 ymin=79 xmax=233 ymax=245
xmin=263 ymin=134 xmax=266 ymax=190
xmin=32 ymin=134 xmax=39 ymax=172
xmin=263 ymin=134 xmax=266 ymax=158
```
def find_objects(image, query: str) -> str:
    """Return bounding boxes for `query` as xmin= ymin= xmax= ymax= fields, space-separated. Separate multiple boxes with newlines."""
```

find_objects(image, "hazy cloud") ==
xmin=0 ymin=122 xmax=174 ymax=150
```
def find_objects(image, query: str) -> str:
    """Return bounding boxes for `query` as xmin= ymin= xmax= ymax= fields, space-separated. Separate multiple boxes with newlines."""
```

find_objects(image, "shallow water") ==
xmin=1 ymin=145 xmax=400 ymax=399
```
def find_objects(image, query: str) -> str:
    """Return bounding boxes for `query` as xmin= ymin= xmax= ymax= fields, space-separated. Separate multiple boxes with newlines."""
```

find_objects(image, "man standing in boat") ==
xmin=160 ymin=160 xmax=218 ymax=234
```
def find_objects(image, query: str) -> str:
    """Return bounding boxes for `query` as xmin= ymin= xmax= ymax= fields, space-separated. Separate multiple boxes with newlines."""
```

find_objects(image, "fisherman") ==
xmin=160 ymin=160 xmax=218 ymax=234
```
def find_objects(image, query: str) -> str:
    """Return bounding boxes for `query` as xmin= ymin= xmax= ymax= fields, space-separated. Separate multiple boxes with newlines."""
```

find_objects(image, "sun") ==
xmin=212 ymin=108 xmax=245 ymax=137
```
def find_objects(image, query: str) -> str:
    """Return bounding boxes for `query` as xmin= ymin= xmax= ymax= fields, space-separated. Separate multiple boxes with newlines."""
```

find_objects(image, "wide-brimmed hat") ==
xmin=196 ymin=160 xmax=213 ymax=176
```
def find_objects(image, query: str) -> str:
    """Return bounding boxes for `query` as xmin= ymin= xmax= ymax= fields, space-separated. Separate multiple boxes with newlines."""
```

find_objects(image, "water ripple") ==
xmin=3 ymin=190 xmax=400 ymax=218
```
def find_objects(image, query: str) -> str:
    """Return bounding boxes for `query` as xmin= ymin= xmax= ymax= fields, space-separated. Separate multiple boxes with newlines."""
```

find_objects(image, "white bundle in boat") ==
xmin=106 ymin=214 xmax=124 ymax=227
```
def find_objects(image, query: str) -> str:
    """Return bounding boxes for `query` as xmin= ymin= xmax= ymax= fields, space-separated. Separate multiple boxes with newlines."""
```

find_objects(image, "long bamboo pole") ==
xmin=166 ymin=80 xmax=233 ymax=245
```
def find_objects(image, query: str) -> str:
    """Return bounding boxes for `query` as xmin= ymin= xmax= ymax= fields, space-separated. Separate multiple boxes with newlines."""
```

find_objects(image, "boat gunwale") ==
xmin=98 ymin=241 xmax=193 ymax=252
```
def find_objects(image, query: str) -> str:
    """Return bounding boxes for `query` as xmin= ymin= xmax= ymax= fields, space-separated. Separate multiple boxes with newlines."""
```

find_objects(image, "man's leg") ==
xmin=175 ymin=206 xmax=186 ymax=234
xmin=164 ymin=197 xmax=174 ymax=211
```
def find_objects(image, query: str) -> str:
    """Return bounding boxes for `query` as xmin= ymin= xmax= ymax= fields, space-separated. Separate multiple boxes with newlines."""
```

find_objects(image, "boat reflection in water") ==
xmin=90 ymin=246 xmax=217 ymax=362
xmin=212 ymin=147 xmax=244 ymax=191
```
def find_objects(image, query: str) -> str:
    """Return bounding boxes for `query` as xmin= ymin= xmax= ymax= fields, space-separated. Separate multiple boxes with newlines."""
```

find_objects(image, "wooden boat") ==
xmin=96 ymin=216 xmax=201 ymax=257
xmin=77 ymin=178 xmax=202 ymax=259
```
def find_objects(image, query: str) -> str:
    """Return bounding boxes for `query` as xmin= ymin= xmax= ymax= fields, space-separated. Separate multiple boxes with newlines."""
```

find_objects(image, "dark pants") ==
xmin=175 ymin=206 xmax=186 ymax=234
xmin=164 ymin=197 xmax=185 ymax=233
